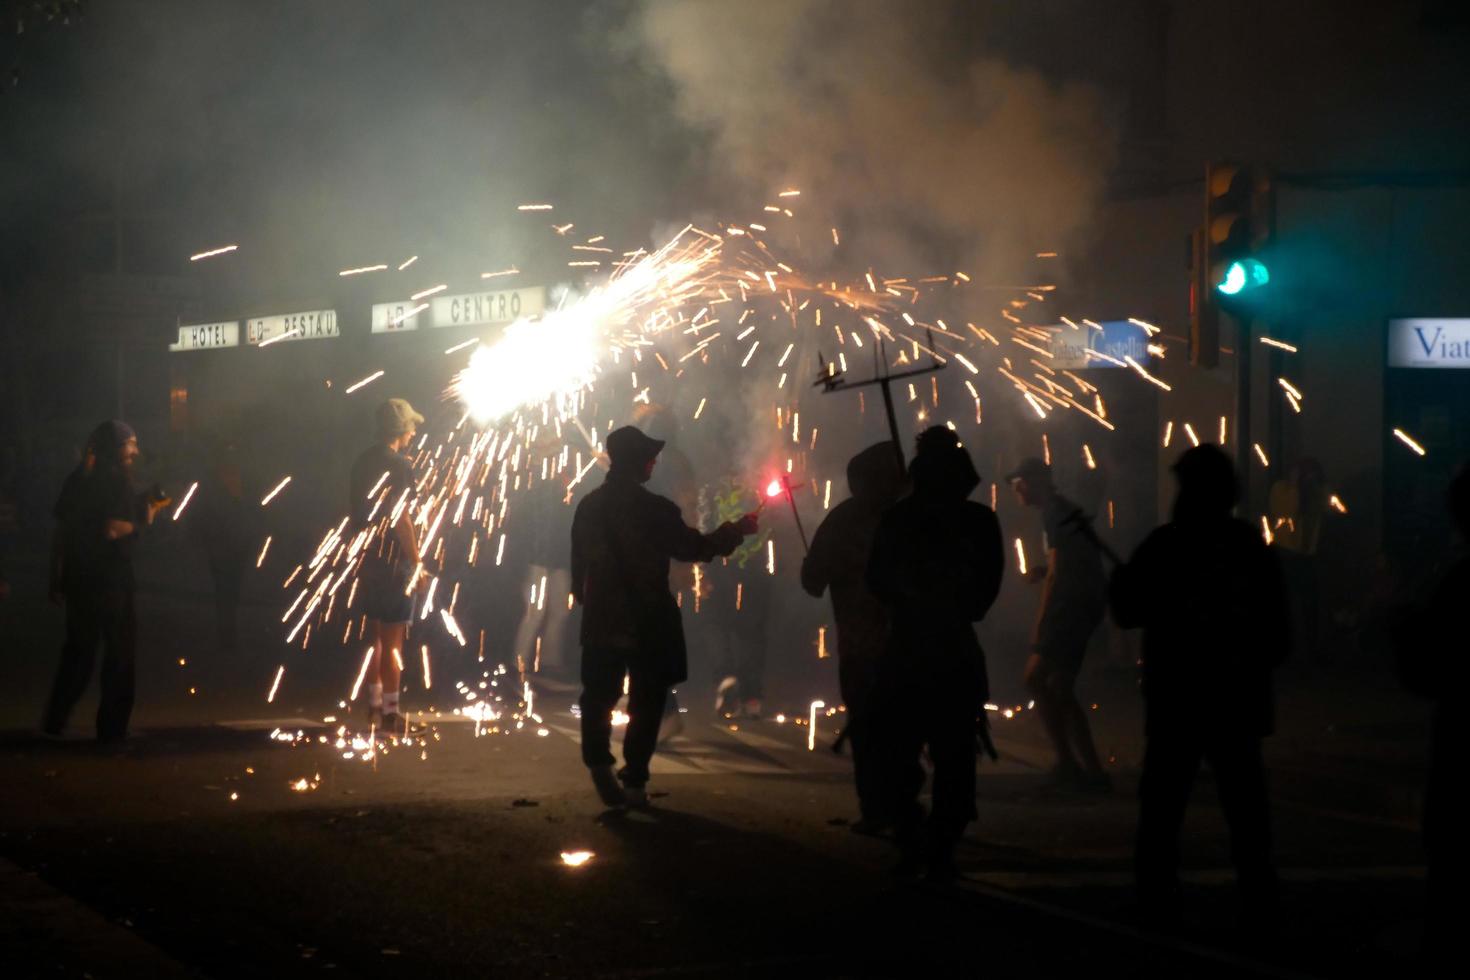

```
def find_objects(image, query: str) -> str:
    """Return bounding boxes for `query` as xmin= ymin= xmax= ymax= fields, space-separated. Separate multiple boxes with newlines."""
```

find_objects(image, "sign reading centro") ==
xmin=246 ymin=309 xmax=339 ymax=345
xmin=169 ymin=320 xmax=239 ymax=352
xmin=371 ymin=288 xmax=544 ymax=333
xmin=1388 ymin=318 xmax=1470 ymax=368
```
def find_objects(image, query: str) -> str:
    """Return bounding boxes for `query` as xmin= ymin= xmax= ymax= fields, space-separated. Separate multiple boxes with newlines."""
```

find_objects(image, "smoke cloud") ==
xmin=620 ymin=0 xmax=1119 ymax=281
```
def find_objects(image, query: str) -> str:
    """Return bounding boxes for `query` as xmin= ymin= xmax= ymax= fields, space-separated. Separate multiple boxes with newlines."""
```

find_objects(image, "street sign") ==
xmin=371 ymin=301 xmax=425 ymax=333
xmin=168 ymin=320 xmax=239 ymax=352
xmin=430 ymin=287 xmax=544 ymax=328
xmin=1047 ymin=320 xmax=1150 ymax=369
xmin=1388 ymin=318 xmax=1470 ymax=369
xmin=246 ymin=309 xmax=339 ymax=345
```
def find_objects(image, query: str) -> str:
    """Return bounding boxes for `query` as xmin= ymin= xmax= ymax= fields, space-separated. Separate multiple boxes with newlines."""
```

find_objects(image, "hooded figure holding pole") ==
xmin=867 ymin=427 xmax=1004 ymax=878
xmin=802 ymin=441 xmax=903 ymax=833
xmin=571 ymin=425 xmax=758 ymax=808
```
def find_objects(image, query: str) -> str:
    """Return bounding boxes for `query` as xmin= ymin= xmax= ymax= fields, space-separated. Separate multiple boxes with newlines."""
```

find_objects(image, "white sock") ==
xmin=383 ymin=690 xmax=400 ymax=715
xmin=368 ymin=683 xmax=384 ymax=708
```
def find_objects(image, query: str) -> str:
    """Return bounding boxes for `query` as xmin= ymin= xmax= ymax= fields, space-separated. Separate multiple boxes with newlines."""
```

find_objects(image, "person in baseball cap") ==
xmin=349 ymin=398 xmax=427 ymax=737
xmin=376 ymin=398 xmax=425 ymax=440
xmin=571 ymin=425 xmax=758 ymax=808
xmin=1008 ymin=453 xmax=1110 ymax=793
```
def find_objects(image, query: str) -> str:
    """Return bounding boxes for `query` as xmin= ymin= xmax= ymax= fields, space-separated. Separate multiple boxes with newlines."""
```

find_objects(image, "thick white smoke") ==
xmin=621 ymin=0 xmax=1120 ymax=280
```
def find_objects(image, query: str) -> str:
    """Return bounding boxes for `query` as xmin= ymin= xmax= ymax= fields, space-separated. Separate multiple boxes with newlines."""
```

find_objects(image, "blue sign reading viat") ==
xmin=1047 ymin=320 xmax=1150 ymax=369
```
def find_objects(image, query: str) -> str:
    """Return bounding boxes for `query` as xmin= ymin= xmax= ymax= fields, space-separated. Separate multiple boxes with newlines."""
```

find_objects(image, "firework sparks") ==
xmin=261 ymin=476 xmax=292 ymax=506
xmin=189 ymin=244 xmax=238 ymax=261
xmin=171 ymin=481 xmax=199 ymax=521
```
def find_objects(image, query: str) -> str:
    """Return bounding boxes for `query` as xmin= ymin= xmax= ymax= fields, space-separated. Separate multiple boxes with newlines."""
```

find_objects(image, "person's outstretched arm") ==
xmin=653 ymin=497 xmax=756 ymax=563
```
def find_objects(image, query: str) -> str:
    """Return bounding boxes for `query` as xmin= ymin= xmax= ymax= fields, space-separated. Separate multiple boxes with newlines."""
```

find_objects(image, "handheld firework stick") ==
xmin=815 ymin=333 xmax=946 ymax=477
xmin=765 ymin=474 xmax=809 ymax=553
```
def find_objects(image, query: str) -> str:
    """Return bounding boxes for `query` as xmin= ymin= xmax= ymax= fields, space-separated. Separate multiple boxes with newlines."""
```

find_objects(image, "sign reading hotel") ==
xmin=168 ymin=320 xmax=239 ymax=352
xmin=1388 ymin=318 xmax=1470 ymax=368
xmin=245 ymin=309 xmax=339 ymax=346
xmin=430 ymin=287 xmax=544 ymax=328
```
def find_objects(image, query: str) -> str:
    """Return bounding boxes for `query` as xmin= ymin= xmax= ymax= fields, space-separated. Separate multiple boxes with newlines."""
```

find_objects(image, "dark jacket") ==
xmin=571 ymin=468 xmax=744 ymax=682
xmin=866 ymin=451 xmax=1004 ymax=695
xmin=1110 ymin=517 xmax=1290 ymax=737
xmin=802 ymin=442 xmax=901 ymax=663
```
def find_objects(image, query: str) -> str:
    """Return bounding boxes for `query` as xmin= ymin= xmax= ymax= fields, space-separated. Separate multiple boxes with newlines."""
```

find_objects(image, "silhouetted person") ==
xmin=1008 ymin=456 xmax=1110 ymax=791
xmin=868 ymin=428 xmax=1004 ymax=878
xmin=192 ymin=448 xmax=252 ymax=652
xmin=1393 ymin=462 xmax=1469 ymax=958
xmin=571 ymin=425 xmax=758 ymax=808
xmin=802 ymin=441 xmax=903 ymax=833
xmin=1110 ymin=445 xmax=1289 ymax=928
xmin=43 ymin=421 xmax=170 ymax=742
xmin=348 ymin=398 xmax=426 ymax=737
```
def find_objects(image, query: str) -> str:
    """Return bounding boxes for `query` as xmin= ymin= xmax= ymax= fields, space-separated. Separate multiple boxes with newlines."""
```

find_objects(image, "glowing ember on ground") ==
xmin=560 ymin=850 xmax=594 ymax=867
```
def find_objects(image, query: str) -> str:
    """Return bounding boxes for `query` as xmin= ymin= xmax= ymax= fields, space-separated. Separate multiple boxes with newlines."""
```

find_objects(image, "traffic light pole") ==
xmin=1235 ymin=313 xmax=1254 ymax=508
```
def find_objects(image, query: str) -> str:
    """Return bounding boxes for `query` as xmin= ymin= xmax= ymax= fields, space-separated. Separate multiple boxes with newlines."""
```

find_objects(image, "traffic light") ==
xmin=1191 ymin=163 xmax=1274 ymax=366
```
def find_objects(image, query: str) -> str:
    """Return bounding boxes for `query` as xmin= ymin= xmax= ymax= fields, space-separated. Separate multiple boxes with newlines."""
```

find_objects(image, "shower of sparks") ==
xmin=189 ymin=244 xmax=238 ymax=261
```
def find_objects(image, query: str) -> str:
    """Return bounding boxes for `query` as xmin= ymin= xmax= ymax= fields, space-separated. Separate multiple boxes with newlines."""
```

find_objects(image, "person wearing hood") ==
xmin=43 ymin=421 xmax=170 ymax=742
xmin=866 ymin=427 xmax=1004 ymax=878
xmin=1110 ymin=445 xmax=1290 ymax=928
xmin=801 ymin=441 xmax=903 ymax=833
xmin=571 ymin=425 xmax=759 ymax=808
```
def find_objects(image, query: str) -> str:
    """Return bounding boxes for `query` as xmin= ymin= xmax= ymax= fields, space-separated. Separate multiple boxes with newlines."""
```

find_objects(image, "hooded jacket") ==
xmin=801 ymin=442 xmax=902 ymax=662
xmin=866 ymin=444 xmax=1004 ymax=691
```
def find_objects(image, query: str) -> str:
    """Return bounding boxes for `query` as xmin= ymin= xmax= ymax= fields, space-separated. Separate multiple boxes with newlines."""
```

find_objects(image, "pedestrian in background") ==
xmin=1009 ymin=456 xmax=1111 ymax=792
xmin=43 ymin=421 xmax=170 ymax=742
xmin=868 ymin=427 xmax=1004 ymax=879
xmin=570 ymin=425 xmax=758 ymax=808
xmin=1393 ymin=461 xmax=1469 ymax=959
xmin=1110 ymin=445 xmax=1290 ymax=930
xmin=348 ymin=398 xmax=426 ymax=737
xmin=802 ymin=441 xmax=903 ymax=834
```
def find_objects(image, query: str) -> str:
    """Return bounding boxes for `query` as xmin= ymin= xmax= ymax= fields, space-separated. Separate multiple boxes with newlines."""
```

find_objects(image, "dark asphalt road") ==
xmin=0 ymin=552 xmax=1437 ymax=978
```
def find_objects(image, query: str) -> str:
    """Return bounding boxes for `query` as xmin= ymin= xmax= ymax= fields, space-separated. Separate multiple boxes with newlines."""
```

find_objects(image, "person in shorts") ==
xmin=349 ymin=398 xmax=425 ymax=736
xmin=1009 ymin=456 xmax=1110 ymax=792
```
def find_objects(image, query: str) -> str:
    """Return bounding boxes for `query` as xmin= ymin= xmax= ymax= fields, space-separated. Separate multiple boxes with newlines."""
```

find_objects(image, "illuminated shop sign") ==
xmin=1388 ymin=318 xmax=1470 ymax=369
xmin=168 ymin=320 xmax=239 ymax=352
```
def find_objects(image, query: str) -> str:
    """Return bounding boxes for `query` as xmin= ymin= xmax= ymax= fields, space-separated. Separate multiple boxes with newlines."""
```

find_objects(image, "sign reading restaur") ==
xmin=246 ymin=309 xmax=339 ymax=345
xmin=1388 ymin=318 xmax=1470 ymax=368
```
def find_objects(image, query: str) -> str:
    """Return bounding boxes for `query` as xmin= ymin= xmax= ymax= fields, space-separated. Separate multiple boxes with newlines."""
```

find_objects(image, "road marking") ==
xmin=954 ymin=877 xmax=1321 ymax=980
xmin=964 ymin=865 xmax=1425 ymax=890
xmin=216 ymin=718 xmax=327 ymax=731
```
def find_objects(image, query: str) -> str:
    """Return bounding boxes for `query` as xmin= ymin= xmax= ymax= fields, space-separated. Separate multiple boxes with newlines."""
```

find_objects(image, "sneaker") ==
xmin=589 ymin=765 xmax=627 ymax=807
xmin=741 ymin=698 xmax=763 ymax=720
xmin=849 ymin=817 xmax=893 ymax=838
xmin=623 ymin=784 xmax=650 ymax=808
xmin=366 ymin=705 xmax=384 ymax=731
xmin=380 ymin=713 xmax=425 ymax=737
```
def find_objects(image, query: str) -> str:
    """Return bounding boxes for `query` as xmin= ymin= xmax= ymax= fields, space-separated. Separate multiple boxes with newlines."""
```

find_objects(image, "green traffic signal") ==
xmin=1217 ymin=258 xmax=1269 ymax=296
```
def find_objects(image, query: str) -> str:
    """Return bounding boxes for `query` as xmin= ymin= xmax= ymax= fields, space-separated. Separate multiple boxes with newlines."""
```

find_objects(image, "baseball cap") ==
xmin=605 ymin=425 xmax=665 ymax=465
xmin=1005 ymin=456 xmax=1052 ymax=484
xmin=377 ymin=398 xmax=425 ymax=438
